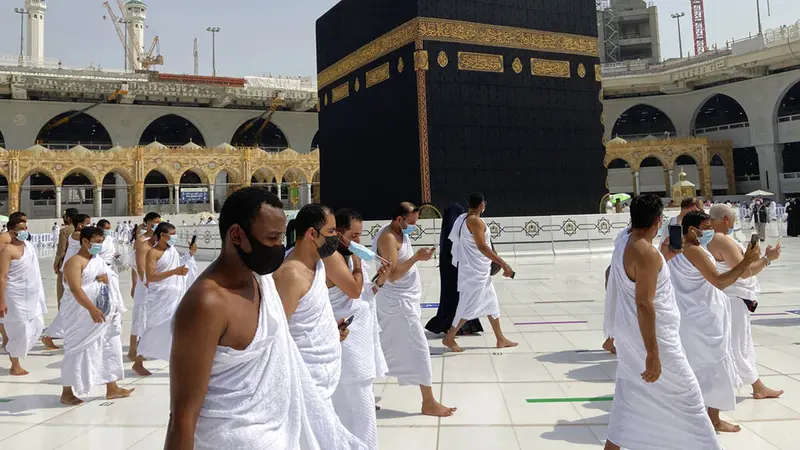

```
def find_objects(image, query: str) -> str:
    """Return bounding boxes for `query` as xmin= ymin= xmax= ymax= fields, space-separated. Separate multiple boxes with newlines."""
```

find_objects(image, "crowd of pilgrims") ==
xmin=0 ymin=188 xmax=789 ymax=449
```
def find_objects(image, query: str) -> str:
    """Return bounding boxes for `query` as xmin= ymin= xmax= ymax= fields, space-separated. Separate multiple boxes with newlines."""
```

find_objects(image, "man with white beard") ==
xmin=373 ymin=202 xmax=456 ymax=417
xmin=0 ymin=215 xmax=46 ymax=376
xmin=60 ymin=226 xmax=133 ymax=405
xmin=707 ymin=203 xmax=784 ymax=399
xmin=604 ymin=195 xmax=721 ymax=450
xmin=326 ymin=208 xmax=389 ymax=449
xmin=668 ymin=210 xmax=760 ymax=433
xmin=442 ymin=193 xmax=517 ymax=353
xmin=134 ymin=222 xmax=197 ymax=375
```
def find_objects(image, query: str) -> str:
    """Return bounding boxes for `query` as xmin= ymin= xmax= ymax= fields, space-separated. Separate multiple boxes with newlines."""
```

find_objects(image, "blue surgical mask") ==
xmin=15 ymin=231 xmax=29 ymax=242
xmin=167 ymin=235 xmax=178 ymax=247
xmin=89 ymin=243 xmax=103 ymax=256
xmin=152 ymin=223 xmax=158 ymax=231
xmin=401 ymin=223 xmax=417 ymax=236
xmin=728 ymin=227 xmax=735 ymax=236
xmin=103 ymin=229 xmax=113 ymax=237
xmin=349 ymin=241 xmax=378 ymax=261
xmin=698 ymin=230 xmax=715 ymax=247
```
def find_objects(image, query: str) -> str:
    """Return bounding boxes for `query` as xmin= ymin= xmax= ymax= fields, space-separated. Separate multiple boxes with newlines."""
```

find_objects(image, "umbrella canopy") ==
xmin=746 ymin=190 xmax=774 ymax=197
xmin=609 ymin=193 xmax=632 ymax=203
xmin=0 ymin=215 xmax=9 ymax=222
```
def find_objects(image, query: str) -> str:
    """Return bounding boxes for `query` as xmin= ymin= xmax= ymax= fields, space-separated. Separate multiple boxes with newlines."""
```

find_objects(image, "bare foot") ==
xmin=753 ymin=386 xmax=784 ymax=399
xmin=9 ymin=366 xmax=29 ymax=376
xmin=602 ymin=338 xmax=617 ymax=354
xmin=126 ymin=353 xmax=137 ymax=362
xmin=41 ymin=337 xmax=60 ymax=351
xmin=107 ymin=387 xmax=135 ymax=400
xmin=714 ymin=420 xmax=741 ymax=433
xmin=60 ymin=392 xmax=84 ymax=406
xmin=442 ymin=338 xmax=464 ymax=353
xmin=496 ymin=338 xmax=519 ymax=349
xmin=132 ymin=361 xmax=152 ymax=376
xmin=421 ymin=400 xmax=457 ymax=417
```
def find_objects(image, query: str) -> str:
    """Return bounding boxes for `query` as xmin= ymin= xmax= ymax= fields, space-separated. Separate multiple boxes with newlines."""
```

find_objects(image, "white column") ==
xmin=633 ymin=171 xmax=641 ymax=196
xmin=94 ymin=187 xmax=102 ymax=218
xmin=306 ymin=183 xmax=313 ymax=205
xmin=114 ymin=174 xmax=127 ymax=216
xmin=208 ymin=183 xmax=215 ymax=213
xmin=168 ymin=185 xmax=174 ymax=213
xmin=276 ymin=182 xmax=282 ymax=201
xmin=755 ymin=143 xmax=784 ymax=201
xmin=55 ymin=186 xmax=62 ymax=219
xmin=668 ymin=169 xmax=674 ymax=187
xmin=174 ymin=185 xmax=181 ymax=215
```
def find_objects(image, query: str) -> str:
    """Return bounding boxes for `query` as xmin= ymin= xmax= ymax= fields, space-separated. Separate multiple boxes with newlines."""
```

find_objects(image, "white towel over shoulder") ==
xmin=3 ymin=241 xmax=47 ymax=359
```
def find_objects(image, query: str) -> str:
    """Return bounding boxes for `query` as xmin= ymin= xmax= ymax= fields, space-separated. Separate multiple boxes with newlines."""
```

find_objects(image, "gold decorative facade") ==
xmin=604 ymin=137 xmax=735 ymax=199
xmin=0 ymin=146 xmax=320 ymax=216
xmin=531 ymin=58 xmax=571 ymax=78
xmin=365 ymin=63 xmax=390 ymax=88
xmin=457 ymin=52 xmax=504 ymax=73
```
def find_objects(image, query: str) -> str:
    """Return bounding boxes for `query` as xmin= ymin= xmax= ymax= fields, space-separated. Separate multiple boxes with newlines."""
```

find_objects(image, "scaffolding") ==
xmin=598 ymin=0 xmax=621 ymax=63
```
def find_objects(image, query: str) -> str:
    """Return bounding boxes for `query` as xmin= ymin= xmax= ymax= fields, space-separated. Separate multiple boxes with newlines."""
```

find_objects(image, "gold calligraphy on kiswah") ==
xmin=458 ymin=52 xmax=504 ymax=73
xmin=531 ymin=58 xmax=571 ymax=78
xmin=365 ymin=62 xmax=390 ymax=88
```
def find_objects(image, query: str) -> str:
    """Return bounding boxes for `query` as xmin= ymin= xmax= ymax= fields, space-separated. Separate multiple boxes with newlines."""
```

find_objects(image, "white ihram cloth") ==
xmin=3 ymin=241 xmax=47 ymax=359
xmin=716 ymin=239 xmax=761 ymax=386
xmin=285 ymin=249 xmax=341 ymax=400
xmin=603 ymin=227 xmax=631 ymax=339
xmin=329 ymin=256 xmax=386 ymax=450
xmin=61 ymin=256 xmax=128 ymax=398
xmin=669 ymin=248 xmax=740 ymax=410
xmin=449 ymin=214 xmax=500 ymax=326
xmin=45 ymin=237 xmax=82 ymax=340
xmin=137 ymin=246 xmax=197 ymax=362
xmin=371 ymin=225 xmax=433 ymax=387
xmin=606 ymin=233 xmax=721 ymax=450
xmin=60 ymin=236 xmax=81 ymax=272
xmin=130 ymin=249 xmax=148 ymax=337
xmin=99 ymin=235 xmax=116 ymax=267
xmin=195 ymin=274 xmax=365 ymax=450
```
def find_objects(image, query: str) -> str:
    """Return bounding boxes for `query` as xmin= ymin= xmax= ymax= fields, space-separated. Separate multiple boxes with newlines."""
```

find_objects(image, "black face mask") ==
xmin=315 ymin=229 xmax=339 ymax=259
xmin=234 ymin=230 xmax=285 ymax=275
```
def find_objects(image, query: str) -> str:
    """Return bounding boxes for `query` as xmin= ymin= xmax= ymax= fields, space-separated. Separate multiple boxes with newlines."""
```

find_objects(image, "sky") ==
xmin=0 ymin=0 xmax=798 ymax=78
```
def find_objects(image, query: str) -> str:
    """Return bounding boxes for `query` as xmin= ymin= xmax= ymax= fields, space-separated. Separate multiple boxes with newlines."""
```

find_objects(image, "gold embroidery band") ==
xmin=531 ymin=58 xmax=571 ymax=78
xmin=458 ymin=52 xmax=503 ymax=73
xmin=331 ymin=82 xmax=350 ymax=103
xmin=365 ymin=63 xmax=390 ymax=88
xmin=317 ymin=17 xmax=598 ymax=89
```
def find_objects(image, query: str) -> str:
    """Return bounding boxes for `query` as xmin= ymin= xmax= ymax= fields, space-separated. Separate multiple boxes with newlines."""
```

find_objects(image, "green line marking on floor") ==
xmin=526 ymin=396 xmax=614 ymax=404
xmin=0 ymin=399 xmax=13 ymax=403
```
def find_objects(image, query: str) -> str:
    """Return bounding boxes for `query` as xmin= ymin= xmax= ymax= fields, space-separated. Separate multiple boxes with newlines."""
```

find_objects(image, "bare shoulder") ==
xmin=0 ymin=234 xmax=10 ymax=245
xmin=322 ymin=250 xmax=346 ymax=269
xmin=466 ymin=215 xmax=484 ymax=230
xmin=175 ymin=277 xmax=228 ymax=324
xmin=630 ymin=238 xmax=661 ymax=265
xmin=64 ymin=254 xmax=85 ymax=271
xmin=273 ymin=259 xmax=304 ymax=285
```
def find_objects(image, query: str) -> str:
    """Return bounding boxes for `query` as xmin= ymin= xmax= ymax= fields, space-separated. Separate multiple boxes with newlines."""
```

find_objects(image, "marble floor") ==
xmin=2 ymin=236 xmax=800 ymax=449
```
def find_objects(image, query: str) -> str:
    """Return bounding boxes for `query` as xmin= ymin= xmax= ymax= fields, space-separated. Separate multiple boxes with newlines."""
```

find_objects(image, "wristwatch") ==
xmin=763 ymin=256 xmax=771 ymax=267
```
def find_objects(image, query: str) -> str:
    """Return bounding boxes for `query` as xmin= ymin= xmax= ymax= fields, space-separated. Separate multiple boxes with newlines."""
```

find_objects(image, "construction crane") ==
xmin=234 ymin=98 xmax=284 ymax=145
xmin=140 ymin=36 xmax=163 ymax=70
xmin=42 ymin=85 xmax=130 ymax=132
xmin=690 ymin=0 xmax=708 ymax=55
xmin=103 ymin=1 xmax=163 ymax=71
xmin=102 ymin=1 xmax=135 ymax=70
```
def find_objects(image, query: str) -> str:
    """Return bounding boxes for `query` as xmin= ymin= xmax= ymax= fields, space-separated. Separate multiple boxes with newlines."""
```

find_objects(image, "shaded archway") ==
xmin=611 ymin=104 xmax=677 ymax=138
xmin=178 ymin=170 xmax=205 ymax=214
xmin=212 ymin=170 xmax=240 ymax=211
xmin=784 ymin=142 xmax=800 ymax=174
xmin=607 ymin=159 xmax=630 ymax=169
xmin=102 ymin=171 xmax=131 ymax=217
xmin=281 ymin=167 xmax=309 ymax=209
xmin=311 ymin=131 xmax=319 ymax=150
xmin=144 ymin=170 xmax=171 ymax=213
xmin=139 ymin=114 xmax=205 ymax=147
xmin=62 ymin=171 xmax=95 ymax=216
xmin=639 ymin=157 xmax=668 ymax=197
xmin=0 ymin=173 xmax=8 ymax=216
xmin=709 ymin=154 xmax=730 ymax=195
xmin=733 ymin=147 xmax=760 ymax=177
xmin=606 ymin=158 xmax=634 ymax=195
xmin=36 ymin=111 xmax=113 ymax=150
xmin=778 ymin=80 xmax=800 ymax=118
xmin=251 ymin=168 xmax=280 ymax=198
xmin=0 ymin=129 xmax=4 ymax=148
xmin=231 ymin=120 xmax=289 ymax=151
xmin=693 ymin=94 xmax=749 ymax=130
xmin=311 ymin=171 xmax=320 ymax=203
xmin=21 ymin=172 xmax=56 ymax=219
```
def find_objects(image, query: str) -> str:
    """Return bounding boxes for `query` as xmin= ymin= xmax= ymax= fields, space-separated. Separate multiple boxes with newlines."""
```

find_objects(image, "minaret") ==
xmin=24 ymin=0 xmax=46 ymax=67
xmin=125 ymin=0 xmax=147 ymax=70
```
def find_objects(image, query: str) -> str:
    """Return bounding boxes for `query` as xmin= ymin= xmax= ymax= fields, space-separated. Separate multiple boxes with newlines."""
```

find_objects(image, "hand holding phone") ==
xmin=749 ymin=233 xmax=760 ymax=250
xmin=338 ymin=315 xmax=355 ymax=330
xmin=190 ymin=234 xmax=197 ymax=247
xmin=668 ymin=225 xmax=683 ymax=251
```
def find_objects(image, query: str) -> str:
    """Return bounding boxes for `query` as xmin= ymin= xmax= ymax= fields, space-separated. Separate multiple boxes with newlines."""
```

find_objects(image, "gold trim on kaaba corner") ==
xmin=437 ymin=51 xmax=449 ymax=68
xmin=317 ymin=17 xmax=599 ymax=89
xmin=398 ymin=57 xmax=405 ymax=73
xmin=458 ymin=52 xmax=503 ymax=73
xmin=595 ymin=64 xmax=601 ymax=82
xmin=365 ymin=62 xmax=390 ymax=88
xmin=415 ymin=50 xmax=429 ymax=71
xmin=332 ymin=82 xmax=349 ymax=103
xmin=512 ymin=57 xmax=523 ymax=74
xmin=531 ymin=58 xmax=570 ymax=78
xmin=323 ymin=94 xmax=328 ymax=106
xmin=416 ymin=68 xmax=431 ymax=203
xmin=354 ymin=78 xmax=361 ymax=92
xmin=577 ymin=63 xmax=586 ymax=78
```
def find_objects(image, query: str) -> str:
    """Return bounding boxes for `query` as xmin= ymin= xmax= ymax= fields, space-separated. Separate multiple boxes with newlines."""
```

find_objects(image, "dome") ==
xmin=641 ymin=134 xmax=658 ymax=141
xmin=23 ymin=144 xmax=50 ymax=155
xmin=69 ymin=145 xmax=91 ymax=155
xmin=608 ymin=136 xmax=628 ymax=145
xmin=145 ymin=140 xmax=167 ymax=150
xmin=216 ymin=143 xmax=236 ymax=150
xmin=126 ymin=0 xmax=147 ymax=6
xmin=181 ymin=141 xmax=203 ymax=150
xmin=107 ymin=146 xmax=123 ymax=153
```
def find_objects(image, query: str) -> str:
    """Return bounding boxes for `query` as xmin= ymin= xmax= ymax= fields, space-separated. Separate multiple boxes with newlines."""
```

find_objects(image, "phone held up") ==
xmin=749 ymin=233 xmax=759 ymax=250
xmin=190 ymin=234 xmax=197 ymax=247
xmin=668 ymin=225 xmax=683 ymax=251
xmin=339 ymin=315 xmax=355 ymax=330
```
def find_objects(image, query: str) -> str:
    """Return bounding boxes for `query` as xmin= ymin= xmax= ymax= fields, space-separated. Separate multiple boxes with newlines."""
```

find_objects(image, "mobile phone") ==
xmin=749 ymin=233 xmax=759 ymax=250
xmin=668 ymin=225 xmax=683 ymax=251
xmin=190 ymin=234 xmax=197 ymax=246
xmin=510 ymin=271 xmax=516 ymax=279
xmin=339 ymin=315 xmax=355 ymax=330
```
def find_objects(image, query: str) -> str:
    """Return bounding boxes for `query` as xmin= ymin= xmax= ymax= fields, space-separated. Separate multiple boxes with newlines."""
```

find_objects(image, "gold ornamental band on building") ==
xmin=0 ymin=144 xmax=319 ymax=215
xmin=603 ymin=137 xmax=736 ymax=199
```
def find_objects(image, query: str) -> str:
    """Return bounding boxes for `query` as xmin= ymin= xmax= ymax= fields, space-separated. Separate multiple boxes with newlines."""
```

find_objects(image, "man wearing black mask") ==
xmin=274 ymin=203 xmax=349 ymax=404
xmin=165 ymin=188 xmax=364 ymax=450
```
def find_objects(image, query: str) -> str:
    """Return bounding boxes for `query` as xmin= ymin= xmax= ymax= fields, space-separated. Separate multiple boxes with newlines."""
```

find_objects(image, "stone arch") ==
xmin=178 ymin=168 xmax=210 ymax=185
xmin=144 ymin=169 xmax=172 ymax=207
xmin=606 ymin=158 xmax=631 ymax=169
xmin=139 ymin=114 xmax=206 ymax=147
xmin=675 ymin=154 xmax=698 ymax=166
xmin=733 ymin=147 xmax=760 ymax=178
xmin=636 ymin=154 xmax=670 ymax=170
xmin=279 ymin=166 xmax=311 ymax=184
xmin=35 ymin=111 xmax=113 ymax=149
xmin=60 ymin=167 xmax=99 ymax=187
xmin=311 ymin=131 xmax=319 ymax=150
xmin=611 ymin=104 xmax=677 ymax=138
xmin=20 ymin=171 xmax=57 ymax=219
xmin=100 ymin=168 xmax=135 ymax=186
xmin=20 ymin=167 xmax=59 ymax=187
xmin=210 ymin=167 xmax=242 ymax=186
xmin=251 ymin=167 xmax=276 ymax=184
xmin=101 ymin=170 xmax=132 ymax=217
xmin=774 ymin=76 xmax=800 ymax=120
xmin=692 ymin=94 xmax=750 ymax=130
xmin=311 ymin=170 xmax=320 ymax=203
xmin=230 ymin=119 xmax=290 ymax=150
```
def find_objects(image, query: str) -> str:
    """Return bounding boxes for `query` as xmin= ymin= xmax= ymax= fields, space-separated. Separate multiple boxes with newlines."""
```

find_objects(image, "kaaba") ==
xmin=316 ymin=0 xmax=605 ymax=220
